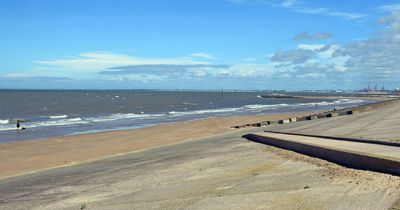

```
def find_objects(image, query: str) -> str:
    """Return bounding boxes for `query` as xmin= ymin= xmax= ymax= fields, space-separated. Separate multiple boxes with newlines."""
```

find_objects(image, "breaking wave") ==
xmin=49 ymin=115 xmax=68 ymax=119
xmin=0 ymin=119 xmax=9 ymax=124
xmin=0 ymin=98 xmax=364 ymax=132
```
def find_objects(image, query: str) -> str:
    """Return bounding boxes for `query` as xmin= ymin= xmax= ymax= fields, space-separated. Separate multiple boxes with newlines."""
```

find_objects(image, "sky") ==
xmin=1 ymin=0 xmax=400 ymax=90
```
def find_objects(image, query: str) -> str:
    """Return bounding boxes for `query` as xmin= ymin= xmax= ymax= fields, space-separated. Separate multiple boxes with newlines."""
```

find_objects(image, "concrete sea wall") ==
xmin=244 ymin=133 xmax=400 ymax=176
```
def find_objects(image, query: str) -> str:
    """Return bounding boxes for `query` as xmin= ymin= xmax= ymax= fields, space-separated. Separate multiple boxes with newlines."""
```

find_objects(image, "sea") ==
xmin=0 ymin=90 xmax=371 ymax=143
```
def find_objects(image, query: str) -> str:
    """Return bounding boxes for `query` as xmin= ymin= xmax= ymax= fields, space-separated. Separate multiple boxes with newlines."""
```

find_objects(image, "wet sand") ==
xmin=0 ymin=111 xmax=317 ymax=180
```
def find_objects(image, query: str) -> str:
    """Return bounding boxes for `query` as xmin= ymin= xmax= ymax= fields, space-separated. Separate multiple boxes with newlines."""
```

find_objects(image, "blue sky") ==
xmin=1 ymin=0 xmax=400 ymax=90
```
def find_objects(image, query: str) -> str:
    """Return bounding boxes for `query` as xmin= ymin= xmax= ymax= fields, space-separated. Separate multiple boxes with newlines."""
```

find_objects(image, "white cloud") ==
xmin=292 ymin=5 xmax=365 ymax=20
xmin=101 ymin=64 xmax=229 ymax=76
xmin=270 ymin=48 xmax=315 ymax=65
xmin=31 ymin=51 xmax=280 ymax=83
xmin=227 ymin=0 xmax=366 ymax=20
xmin=270 ymin=43 xmax=349 ymax=80
xmin=297 ymin=44 xmax=324 ymax=51
xmin=1 ymin=73 xmax=31 ymax=78
xmin=378 ymin=4 xmax=400 ymax=12
xmin=225 ymin=63 xmax=275 ymax=78
xmin=281 ymin=0 xmax=298 ymax=8
xmin=269 ymin=10 xmax=400 ymax=88
xmin=334 ymin=11 xmax=400 ymax=81
xmin=298 ymin=72 xmax=326 ymax=79
xmin=325 ymin=11 xmax=365 ymax=20
xmin=33 ymin=51 xmax=212 ymax=80
xmin=317 ymin=45 xmax=341 ymax=59
xmin=180 ymin=63 xmax=276 ymax=79
xmin=36 ymin=51 xmax=206 ymax=72
xmin=104 ymin=74 xmax=166 ymax=83
xmin=189 ymin=52 xmax=216 ymax=60
xmin=176 ymin=63 xmax=277 ymax=80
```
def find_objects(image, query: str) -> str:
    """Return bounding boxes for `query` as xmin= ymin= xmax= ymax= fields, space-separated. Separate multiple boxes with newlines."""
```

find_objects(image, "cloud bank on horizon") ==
xmin=1 ymin=0 xmax=400 ymax=90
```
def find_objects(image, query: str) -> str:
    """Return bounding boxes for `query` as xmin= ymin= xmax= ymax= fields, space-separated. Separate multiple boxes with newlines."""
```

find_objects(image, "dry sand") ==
xmin=0 ymin=111 xmax=317 ymax=179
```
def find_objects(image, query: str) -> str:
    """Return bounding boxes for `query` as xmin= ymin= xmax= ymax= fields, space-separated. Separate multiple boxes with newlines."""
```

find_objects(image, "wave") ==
xmin=243 ymin=103 xmax=290 ymax=109
xmin=0 ymin=118 xmax=89 ymax=131
xmin=0 ymin=98 xmax=365 ymax=132
xmin=243 ymin=99 xmax=364 ymax=110
xmin=169 ymin=99 xmax=364 ymax=117
xmin=168 ymin=107 xmax=241 ymax=117
xmin=0 ymin=126 xmax=16 ymax=132
xmin=28 ymin=118 xmax=90 ymax=128
xmin=49 ymin=115 xmax=68 ymax=119
xmin=0 ymin=119 xmax=14 ymax=132
xmin=86 ymin=113 xmax=165 ymax=123
xmin=0 ymin=119 xmax=9 ymax=124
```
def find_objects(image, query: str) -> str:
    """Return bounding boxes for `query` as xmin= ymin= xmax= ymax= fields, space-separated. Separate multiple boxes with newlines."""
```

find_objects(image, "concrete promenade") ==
xmin=245 ymin=132 xmax=400 ymax=175
xmin=1 ymin=128 xmax=399 ymax=209
xmin=249 ymin=132 xmax=400 ymax=159
xmin=241 ymin=100 xmax=400 ymax=176
xmin=264 ymin=100 xmax=400 ymax=142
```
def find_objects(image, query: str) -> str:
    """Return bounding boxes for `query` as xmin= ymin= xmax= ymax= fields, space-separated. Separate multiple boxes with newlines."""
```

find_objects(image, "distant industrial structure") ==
xmin=362 ymin=82 xmax=386 ymax=93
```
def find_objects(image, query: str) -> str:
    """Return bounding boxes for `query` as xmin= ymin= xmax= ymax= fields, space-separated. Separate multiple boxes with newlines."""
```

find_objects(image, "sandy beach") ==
xmin=0 ymin=111 xmax=318 ymax=180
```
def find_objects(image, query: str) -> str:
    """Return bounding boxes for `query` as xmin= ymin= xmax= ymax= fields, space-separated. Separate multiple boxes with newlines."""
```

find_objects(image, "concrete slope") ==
xmin=245 ymin=132 xmax=400 ymax=176
xmin=2 ymin=128 xmax=400 ymax=209
xmin=265 ymin=102 xmax=400 ymax=142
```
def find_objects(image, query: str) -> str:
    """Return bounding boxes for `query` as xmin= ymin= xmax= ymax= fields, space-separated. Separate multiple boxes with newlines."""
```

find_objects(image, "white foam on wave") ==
xmin=167 ymin=107 xmax=241 ymax=117
xmin=29 ymin=118 xmax=89 ymax=128
xmin=87 ymin=113 xmax=139 ymax=122
xmin=314 ymin=99 xmax=364 ymax=106
xmin=86 ymin=113 xmax=164 ymax=123
xmin=334 ymin=98 xmax=364 ymax=104
xmin=0 ymin=126 xmax=16 ymax=132
xmin=244 ymin=99 xmax=364 ymax=110
xmin=0 ymin=118 xmax=90 ymax=131
xmin=175 ymin=98 xmax=364 ymax=116
xmin=49 ymin=115 xmax=68 ymax=119
xmin=0 ymin=119 xmax=16 ymax=132
xmin=168 ymin=111 xmax=177 ymax=115
xmin=0 ymin=119 xmax=9 ymax=124
xmin=243 ymin=103 xmax=289 ymax=109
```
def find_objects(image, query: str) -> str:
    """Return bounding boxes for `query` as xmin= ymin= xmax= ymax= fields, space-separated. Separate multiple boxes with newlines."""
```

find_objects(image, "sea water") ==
xmin=0 ymin=90 xmax=369 ymax=142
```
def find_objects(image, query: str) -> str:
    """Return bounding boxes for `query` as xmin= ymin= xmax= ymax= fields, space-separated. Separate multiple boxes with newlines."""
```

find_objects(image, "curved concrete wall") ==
xmin=265 ymin=131 xmax=400 ymax=147
xmin=243 ymin=134 xmax=400 ymax=176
